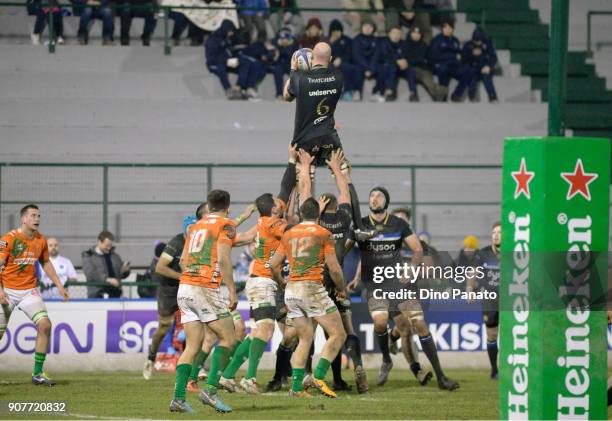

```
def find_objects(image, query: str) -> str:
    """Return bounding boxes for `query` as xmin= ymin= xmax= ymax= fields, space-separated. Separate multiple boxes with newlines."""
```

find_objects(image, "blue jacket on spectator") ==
xmin=462 ymin=28 xmax=497 ymax=70
xmin=273 ymin=27 xmax=299 ymax=74
xmin=329 ymin=19 xmax=352 ymax=64
xmin=352 ymin=32 xmax=379 ymax=73
xmin=235 ymin=0 xmax=268 ymax=16
xmin=205 ymin=19 xmax=236 ymax=70
xmin=379 ymin=36 xmax=406 ymax=65
xmin=429 ymin=32 xmax=462 ymax=67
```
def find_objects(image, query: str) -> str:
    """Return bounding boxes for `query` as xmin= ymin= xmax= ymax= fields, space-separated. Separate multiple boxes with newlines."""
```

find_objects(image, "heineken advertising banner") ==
xmin=500 ymin=137 xmax=610 ymax=420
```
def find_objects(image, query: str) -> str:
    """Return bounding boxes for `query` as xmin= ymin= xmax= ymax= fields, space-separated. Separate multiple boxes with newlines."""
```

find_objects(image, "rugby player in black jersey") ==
xmin=283 ymin=42 xmax=345 ymax=184
xmin=467 ymin=221 xmax=501 ymax=379
xmin=348 ymin=187 xmax=459 ymax=391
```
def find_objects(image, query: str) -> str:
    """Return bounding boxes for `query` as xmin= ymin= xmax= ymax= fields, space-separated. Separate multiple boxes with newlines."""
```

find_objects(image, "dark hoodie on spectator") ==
xmin=329 ymin=19 xmax=352 ymax=63
xmin=352 ymin=22 xmax=380 ymax=71
xmin=405 ymin=31 xmax=430 ymax=69
xmin=380 ymin=35 xmax=406 ymax=65
xmin=462 ymin=28 xmax=497 ymax=69
xmin=273 ymin=27 xmax=299 ymax=70
xmin=429 ymin=30 xmax=461 ymax=67
xmin=205 ymin=19 xmax=236 ymax=68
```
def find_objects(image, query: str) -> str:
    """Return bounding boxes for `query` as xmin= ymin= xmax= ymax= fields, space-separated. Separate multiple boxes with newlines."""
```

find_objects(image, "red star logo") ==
xmin=511 ymin=157 xmax=534 ymax=199
xmin=560 ymin=159 xmax=598 ymax=201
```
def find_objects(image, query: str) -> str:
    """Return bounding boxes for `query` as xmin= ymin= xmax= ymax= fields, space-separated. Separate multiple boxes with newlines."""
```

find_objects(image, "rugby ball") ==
xmin=295 ymin=48 xmax=313 ymax=71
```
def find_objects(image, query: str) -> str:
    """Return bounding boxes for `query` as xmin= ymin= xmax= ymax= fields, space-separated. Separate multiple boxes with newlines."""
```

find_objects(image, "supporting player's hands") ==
xmin=318 ymin=196 xmax=330 ymax=215
xmin=335 ymin=287 xmax=347 ymax=301
xmin=325 ymin=149 xmax=344 ymax=173
xmin=288 ymin=143 xmax=298 ymax=163
xmin=0 ymin=288 xmax=8 ymax=305
xmin=298 ymin=148 xmax=313 ymax=166
xmin=290 ymin=51 xmax=298 ymax=72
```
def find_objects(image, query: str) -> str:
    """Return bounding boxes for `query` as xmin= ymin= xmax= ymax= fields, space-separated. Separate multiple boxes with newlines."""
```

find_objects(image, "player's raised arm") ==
xmin=234 ymin=203 xmax=256 ymax=227
xmin=278 ymin=144 xmax=298 ymax=207
xmin=326 ymin=149 xmax=350 ymax=205
xmin=297 ymin=148 xmax=314 ymax=201
xmin=404 ymin=234 xmax=424 ymax=267
xmin=283 ymin=53 xmax=298 ymax=102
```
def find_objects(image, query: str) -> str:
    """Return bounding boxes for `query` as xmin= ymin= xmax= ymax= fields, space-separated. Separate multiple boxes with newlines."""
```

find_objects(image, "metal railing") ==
xmin=587 ymin=10 xmax=612 ymax=55
xmin=0 ymin=2 xmax=471 ymax=55
xmin=0 ymin=162 xmax=501 ymax=234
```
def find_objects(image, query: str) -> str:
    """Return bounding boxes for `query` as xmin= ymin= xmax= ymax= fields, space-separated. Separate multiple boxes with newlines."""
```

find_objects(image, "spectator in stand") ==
xmin=205 ymin=20 xmax=261 ymax=100
xmin=29 ymin=0 xmax=65 ymax=45
xmin=82 ymin=231 xmax=131 ymax=298
xmin=340 ymin=0 xmax=385 ymax=36
xmin=236 ymin=0 xmax=269 ymax=43
xmin=268 ymin=0 xmax=304 ymax=37
xmin=168 ymin=13 xmax=206 ymax=47
xmin=75 ymin=0 xmax=114 ymax=45
xmin=421 ymin=0 xmax=454 ymax=28
xmin=405 ymin=26 xmax=440 ymax=101
xmin=246 ymin=36 xmax=285 ymax=99
xmin=463 ymin=27 xmax=498 ymax=103
xmin=379 ymin=26 xmax=415 ymax=102
xmin=273 ymin=26 xmax=299 ymax=74
xmin=384 ymin=0 xmax=432 ymax=45
xmin=37 ymin=237 xmax=78 ymax=299
xmin=116 ymin=0 xmax=157 ymax=46
xmin=429 ymin=18 xmax=472 ymax=102
xmin=352 ymin=19 xmax=384 ymax=102
xmin=298 ymin=17 xmax=326 ymax=49
xmin=328 ymin=19 xmax=355 ymax=101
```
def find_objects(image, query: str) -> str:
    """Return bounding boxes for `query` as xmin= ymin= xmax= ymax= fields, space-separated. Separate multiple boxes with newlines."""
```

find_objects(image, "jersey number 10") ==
xmin=188 ymin=229 xmax=208 ymax=253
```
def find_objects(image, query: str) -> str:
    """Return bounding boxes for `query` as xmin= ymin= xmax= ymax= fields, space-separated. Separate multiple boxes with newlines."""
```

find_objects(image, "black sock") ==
xmin=274 ymin=344 xmax=293 ymax=381
xmin=410 ymin=362 xmax=422 ymax=376
xmin=419 ymin=334 xmax=444 ymax=379
xmin=331 ymin=352 xmax=343 ymax=383
xmin=377 ymin=331 xmax=392 ymax=364
xmin=305 ymin=343 xmax=315 ymax=374
xmin=345 ymin=334 xmax=363 ymax=367
xmin=389 ymin=329 xmax=400 ymax=343
xmin=487 ymin=340 xmax=498 ymax=374
xmin=147 ymin=346 xmax=156 ymax=362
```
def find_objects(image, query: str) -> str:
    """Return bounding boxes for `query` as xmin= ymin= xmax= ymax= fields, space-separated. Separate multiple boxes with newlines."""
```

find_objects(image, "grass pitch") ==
xmin=1 ymin=369 xmax=610 ymax=420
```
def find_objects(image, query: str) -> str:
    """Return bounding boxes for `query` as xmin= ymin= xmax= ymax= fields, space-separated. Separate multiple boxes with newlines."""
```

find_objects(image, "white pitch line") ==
xmin=63 ymin=412 xmax=163 ymax=421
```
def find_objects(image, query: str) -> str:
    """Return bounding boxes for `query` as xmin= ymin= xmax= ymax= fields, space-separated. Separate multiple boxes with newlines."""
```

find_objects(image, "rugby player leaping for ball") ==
xmin=283 ymin=42 xmax=345 ymax=181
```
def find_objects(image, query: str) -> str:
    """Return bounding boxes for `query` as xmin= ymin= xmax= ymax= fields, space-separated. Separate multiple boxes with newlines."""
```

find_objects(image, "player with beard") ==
xmin=467 ymin=221 xmax=501 ymax=379
xmin=348 ymin=187 xmax=459 ymax=391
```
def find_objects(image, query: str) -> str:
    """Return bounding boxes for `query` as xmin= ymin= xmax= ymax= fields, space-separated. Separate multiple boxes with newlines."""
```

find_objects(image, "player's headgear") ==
xmin=370 ymin=186 xmax=390 ymax=210
xmin=183 ymin=215 xmax=197 ymax=236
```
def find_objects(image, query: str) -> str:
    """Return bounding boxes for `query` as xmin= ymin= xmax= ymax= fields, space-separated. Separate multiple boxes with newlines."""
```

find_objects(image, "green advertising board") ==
xmin=500 ymin=137 xmax=610 ymax=419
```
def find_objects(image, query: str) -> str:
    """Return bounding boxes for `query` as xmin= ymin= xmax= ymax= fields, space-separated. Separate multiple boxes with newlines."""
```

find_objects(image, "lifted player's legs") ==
xmin=340 ymin=307 xmax=368 ymax=393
